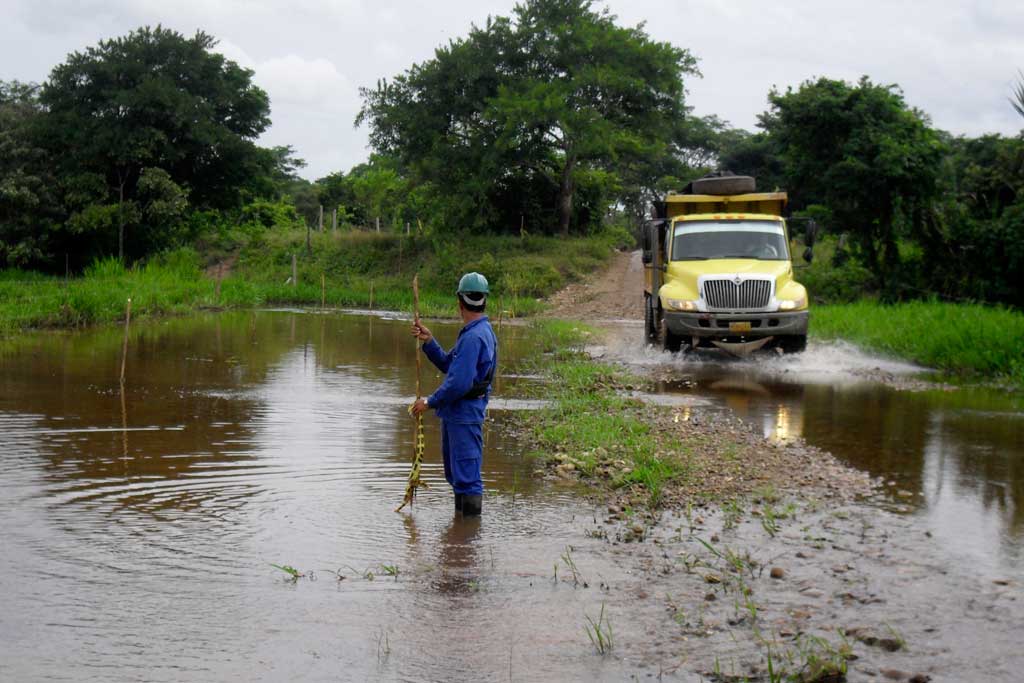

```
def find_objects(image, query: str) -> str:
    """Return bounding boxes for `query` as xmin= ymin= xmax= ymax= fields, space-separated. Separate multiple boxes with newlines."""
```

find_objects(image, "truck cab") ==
xmin=643 ymin=180 xmax=810 ymax=355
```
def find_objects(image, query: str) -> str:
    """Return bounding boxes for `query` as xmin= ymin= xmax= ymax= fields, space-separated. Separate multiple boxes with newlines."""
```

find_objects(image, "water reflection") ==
xmin=434 ymin=517 xmax=484 ymax=595
xmin=658 ymin=361 xmax=1024 ymax=571
xmin=0 ymin=310 xmax=558 ymax=681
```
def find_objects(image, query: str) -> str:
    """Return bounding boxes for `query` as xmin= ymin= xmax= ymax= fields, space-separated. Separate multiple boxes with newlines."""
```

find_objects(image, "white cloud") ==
xmin=256 ymin=55 xmax=355 ymax=112
xmin=2 ymin=0 xmax=1023 ymax=178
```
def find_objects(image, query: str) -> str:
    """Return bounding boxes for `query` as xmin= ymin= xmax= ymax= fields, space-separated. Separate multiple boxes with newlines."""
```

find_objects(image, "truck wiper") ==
xmin=717 ymin=255 xmax=755 ymax=259
xmin=677 ymin=256 xmax=710 ymax=260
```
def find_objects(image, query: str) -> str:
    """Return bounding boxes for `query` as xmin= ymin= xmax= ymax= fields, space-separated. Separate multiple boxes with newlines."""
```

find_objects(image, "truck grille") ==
xmin=703 ymin=278 xmax=771 ymax=310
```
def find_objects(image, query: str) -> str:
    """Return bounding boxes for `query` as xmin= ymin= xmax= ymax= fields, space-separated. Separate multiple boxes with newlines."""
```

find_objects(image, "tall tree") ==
xmin=40 ymin=26 xmax=272 ymax=260
xmin=358 ymin=0 xmax=697 ymax=234
xmin=760 ymin=77 xmax=944 ymax=290
xmin=0 ymin=81 xmax=60 ymax=267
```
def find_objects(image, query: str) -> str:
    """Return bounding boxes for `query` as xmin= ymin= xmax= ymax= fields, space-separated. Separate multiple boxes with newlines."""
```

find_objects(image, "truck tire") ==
xmin=659 ymin=316 xmax=683 ymax=353
xmin=644 ymin=295 xmax=657 ymax=342
xmin=691 ymin=175 xmax=756 ymax=196
xmin=779 ymin=335 xmax=807 ymax=354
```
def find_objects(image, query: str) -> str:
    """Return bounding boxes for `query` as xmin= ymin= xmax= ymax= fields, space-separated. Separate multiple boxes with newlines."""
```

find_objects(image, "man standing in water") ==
xmin=411 ymin=272 xmax=497 ymax=517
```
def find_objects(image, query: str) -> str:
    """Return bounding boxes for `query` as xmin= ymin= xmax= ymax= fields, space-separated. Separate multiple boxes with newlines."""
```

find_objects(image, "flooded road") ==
xmin=608 ymin=330 xmax=1024 ymax=578
xmin=2 ymin=311 xmax=1023 ymax=681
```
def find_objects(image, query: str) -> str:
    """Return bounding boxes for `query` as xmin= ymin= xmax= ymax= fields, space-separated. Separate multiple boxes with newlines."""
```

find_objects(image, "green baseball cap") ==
xmin=457 ymin=272 xmax=490 ymax=296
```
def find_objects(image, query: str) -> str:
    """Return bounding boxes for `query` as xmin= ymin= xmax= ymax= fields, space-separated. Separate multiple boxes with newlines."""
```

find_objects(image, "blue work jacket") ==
xmin=423 ymin=316 xmax=497 ymax=424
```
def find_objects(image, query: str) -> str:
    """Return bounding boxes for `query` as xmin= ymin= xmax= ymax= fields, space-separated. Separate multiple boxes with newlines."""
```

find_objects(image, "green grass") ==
xmin=0 ymin=252 xmax=231 ymax=334
xmin=0 ymin=227 xmax=629 ymax=334
xmin=228 ymin=228 xmax=628 ymax=317
xmin=525 ymin=320 xmax=690 ymax=507
xmin=813 ymin=300 xmax=1024 ymax=384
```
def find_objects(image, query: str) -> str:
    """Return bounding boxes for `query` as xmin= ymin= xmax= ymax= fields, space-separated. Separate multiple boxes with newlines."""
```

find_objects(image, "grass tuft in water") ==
xmin=584 ymin=602 xmax=614 ymax=655
xmin=269 ymin=563 xmax=305 ymax=580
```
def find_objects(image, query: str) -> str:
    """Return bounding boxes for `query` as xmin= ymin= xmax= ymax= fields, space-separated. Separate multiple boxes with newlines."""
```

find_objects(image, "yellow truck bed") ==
xmin=663 ymin=192 xmax=788 ymax=218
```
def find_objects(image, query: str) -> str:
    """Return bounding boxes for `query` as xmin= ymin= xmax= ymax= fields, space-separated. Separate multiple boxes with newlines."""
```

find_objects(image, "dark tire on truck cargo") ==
xmin=690 ymin=175 xmax=756 ymax=196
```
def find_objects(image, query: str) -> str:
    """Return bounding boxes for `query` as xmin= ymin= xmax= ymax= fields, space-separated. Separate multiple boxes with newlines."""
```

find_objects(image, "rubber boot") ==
xmin=454 ymin=493 xmax=464 ymax=513
xmin=462 ymin=494 xmax=482 ymax=517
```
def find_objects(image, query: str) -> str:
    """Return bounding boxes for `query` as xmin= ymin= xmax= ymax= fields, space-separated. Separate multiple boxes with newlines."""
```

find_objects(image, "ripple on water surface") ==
xmin=0 ymin=311 xmax=610 ymax=681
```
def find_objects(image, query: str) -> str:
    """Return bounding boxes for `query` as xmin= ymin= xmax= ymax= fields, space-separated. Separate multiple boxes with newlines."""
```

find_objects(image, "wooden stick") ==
xmin=321 ymin=273 xmax=326 ymax=309
xmin=413 ymin=274 xmax=421 ymax=400
xmin=369 ymin=281 xmax=375 ymax=312
xmin=119 ymin=298 xmax=132 ymax=386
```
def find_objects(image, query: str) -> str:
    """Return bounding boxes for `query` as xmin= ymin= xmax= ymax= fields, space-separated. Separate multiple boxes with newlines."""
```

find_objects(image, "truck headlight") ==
xmin=666 ymin=299 xmax=698 ymax=311
xmin=778 ymin=296 xmax=807 ymax=311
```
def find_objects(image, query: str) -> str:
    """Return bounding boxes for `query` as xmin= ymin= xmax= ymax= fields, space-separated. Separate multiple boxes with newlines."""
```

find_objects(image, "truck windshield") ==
xmin=671 ymin=220 xmax=789 ymax=261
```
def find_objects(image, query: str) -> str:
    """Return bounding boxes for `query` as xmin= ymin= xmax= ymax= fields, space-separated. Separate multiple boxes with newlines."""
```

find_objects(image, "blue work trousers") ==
xmin=440 ymin=420 xmax=483 ymax=495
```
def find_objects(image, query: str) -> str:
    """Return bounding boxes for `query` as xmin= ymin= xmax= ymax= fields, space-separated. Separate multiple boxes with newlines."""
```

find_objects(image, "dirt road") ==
xmin=544 ymin=249 xmax=644 ymax=321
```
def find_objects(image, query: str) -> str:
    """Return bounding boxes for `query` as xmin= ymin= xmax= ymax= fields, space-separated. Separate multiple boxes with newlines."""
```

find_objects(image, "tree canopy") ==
xmin=38 ymin=26 xmax=274 ymax=260
xmin=358 ymin=0 xmax=698 ymax=234
xmin=759 ymin=77 xmax=945 ymax=288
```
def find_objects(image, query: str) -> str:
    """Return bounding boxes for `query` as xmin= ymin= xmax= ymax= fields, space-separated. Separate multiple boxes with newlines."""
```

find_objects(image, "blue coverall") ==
xmin=422 ymin=317 xmax=497 ymax=496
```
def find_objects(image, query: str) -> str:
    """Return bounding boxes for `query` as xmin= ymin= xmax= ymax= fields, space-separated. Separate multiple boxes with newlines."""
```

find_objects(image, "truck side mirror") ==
xmin=803 ymin=246 xmax=814 ymax=263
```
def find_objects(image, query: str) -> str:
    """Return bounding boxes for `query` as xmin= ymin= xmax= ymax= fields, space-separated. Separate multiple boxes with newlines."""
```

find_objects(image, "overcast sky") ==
xmin=5 ymin=0 xmax=1023 ymax=179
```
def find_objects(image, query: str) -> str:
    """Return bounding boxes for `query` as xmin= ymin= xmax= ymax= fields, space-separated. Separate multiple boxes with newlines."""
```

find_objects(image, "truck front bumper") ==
xmin=664 ymin=310 xmax=809 ymax=339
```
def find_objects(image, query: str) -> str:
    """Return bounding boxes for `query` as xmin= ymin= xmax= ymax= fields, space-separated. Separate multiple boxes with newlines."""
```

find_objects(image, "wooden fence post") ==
xmin=119 ymin=298 xmax=132 ymax=386
xmin=332 ymin=207 xmax=338 ymax=232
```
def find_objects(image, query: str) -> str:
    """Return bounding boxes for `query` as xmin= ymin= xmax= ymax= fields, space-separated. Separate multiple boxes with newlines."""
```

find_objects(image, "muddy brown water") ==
xmin=2 ymin=311 xmax=1022 ymax=681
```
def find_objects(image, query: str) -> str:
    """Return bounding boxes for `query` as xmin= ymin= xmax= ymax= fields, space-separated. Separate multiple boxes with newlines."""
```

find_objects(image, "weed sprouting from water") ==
xmin=380 ymin=564 xmax=400 ymax=581
xmin=761 ymin=632 xmax=852 ymax=682
xmin=269 ymin=563 xmax=305 ymax=580
xmin=558 ymin=546 xmax=587 ymax=588
xmin=754 ymin=483 xmax=781 ymax=504
xmin=766 ymin=645 xmax=780 ymax=683
xmin=584 ymin=602 xmax=614 ymax=655
xmin=761 ymin=507 xmax=781 ymax=538
xmin=322 ymin=568 xmax=348 ymax=582
xmin=883 ymin=622 xmax=908 ymax=652
xmin=722 ymin=499 xmax=743 ymax=530
xmin=684 ymin=501 xmax=698 ymax=536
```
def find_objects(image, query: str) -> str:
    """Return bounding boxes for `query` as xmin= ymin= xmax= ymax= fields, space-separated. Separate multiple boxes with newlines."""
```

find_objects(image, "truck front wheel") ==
xmin=658 ymin=315 xmax=683 ymax=353
xmin=779 ymin=335 xmax=807 ymax=354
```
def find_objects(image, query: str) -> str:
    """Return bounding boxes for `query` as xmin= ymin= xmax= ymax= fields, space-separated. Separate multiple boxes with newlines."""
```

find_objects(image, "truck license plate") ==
xmin=729 ymin=322 xmax=752 ymax=333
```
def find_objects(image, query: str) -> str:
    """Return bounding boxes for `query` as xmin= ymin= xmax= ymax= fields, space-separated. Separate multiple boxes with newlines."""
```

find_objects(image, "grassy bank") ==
xmin=0 ymin=228 xmax=630 ymax=334
xmin=519 ymin=321 xmax=869 ymax=512
xmin=524 ymin=320 xmax=689 ymax=508
xmin=813 ymin=301 xmax=1024 ymax=384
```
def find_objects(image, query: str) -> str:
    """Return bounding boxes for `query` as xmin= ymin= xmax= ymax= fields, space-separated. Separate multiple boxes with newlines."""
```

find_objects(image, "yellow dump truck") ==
xmin=642 ymin=175 xmax=812 ymax=355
